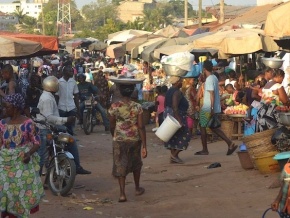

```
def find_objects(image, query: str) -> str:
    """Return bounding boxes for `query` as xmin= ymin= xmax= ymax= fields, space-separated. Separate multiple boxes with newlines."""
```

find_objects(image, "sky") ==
xmin=2 ymin=0 xmax=257 ymax=9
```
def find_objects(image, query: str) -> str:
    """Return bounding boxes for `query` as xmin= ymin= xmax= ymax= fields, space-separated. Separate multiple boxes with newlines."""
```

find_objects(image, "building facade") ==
xmin=117 ymin=0 xmax=156 ymax=23
xmin=0 ymin=0 xmax=48 ymax=19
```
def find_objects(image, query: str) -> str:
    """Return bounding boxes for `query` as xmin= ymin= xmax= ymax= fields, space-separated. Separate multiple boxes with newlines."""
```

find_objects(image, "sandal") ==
xmin=226 ymin=143 xmax=238 ymax=155
xmin=170 ymin=156 xmax=184 ymax=164
xmin=118 ymin=197 xmax=127 ymax=202
xmin=194 ymin=151 xmax=209 ymax=155
xmin=135 ymin=187 xmax=145 ymax=196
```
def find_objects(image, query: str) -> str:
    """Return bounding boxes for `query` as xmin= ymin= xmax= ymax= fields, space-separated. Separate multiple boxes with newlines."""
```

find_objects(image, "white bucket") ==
xmin=155 ymin=115 xmax=182 ymax=142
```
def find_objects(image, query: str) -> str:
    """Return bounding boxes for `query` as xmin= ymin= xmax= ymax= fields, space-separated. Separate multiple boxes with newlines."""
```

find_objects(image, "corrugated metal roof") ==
xmin=207 ymin=6 xmax=253 ymax=19
xmin=213 ymin=2 xmax=286 ymax=30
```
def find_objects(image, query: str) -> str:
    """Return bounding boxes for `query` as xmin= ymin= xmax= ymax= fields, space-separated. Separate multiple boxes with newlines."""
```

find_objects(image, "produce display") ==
xmin=224 ymin=104 xmax=249 ymax=115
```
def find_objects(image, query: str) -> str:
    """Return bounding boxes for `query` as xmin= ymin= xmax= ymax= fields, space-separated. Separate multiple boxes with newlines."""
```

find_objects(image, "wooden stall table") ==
xmin=229 ymin=114 xmax=246 ymax=140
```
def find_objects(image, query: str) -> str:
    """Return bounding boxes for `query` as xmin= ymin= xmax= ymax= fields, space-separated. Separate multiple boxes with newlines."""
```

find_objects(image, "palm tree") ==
xmin=13 ymin=8 xmax=26 ymax=24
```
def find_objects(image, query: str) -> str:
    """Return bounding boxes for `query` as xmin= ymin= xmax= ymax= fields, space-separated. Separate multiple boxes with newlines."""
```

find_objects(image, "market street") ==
xmin=36 ymin=124 xmax=279 ymax=218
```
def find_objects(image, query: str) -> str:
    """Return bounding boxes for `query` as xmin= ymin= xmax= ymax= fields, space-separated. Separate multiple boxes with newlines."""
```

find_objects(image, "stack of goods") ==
xmin=224 ymin=104 xmax=249 ymax=115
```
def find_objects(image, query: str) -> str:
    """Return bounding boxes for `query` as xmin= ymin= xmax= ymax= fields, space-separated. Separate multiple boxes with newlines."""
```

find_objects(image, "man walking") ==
xmin=195 ymin=60 xmax=237 ymax=155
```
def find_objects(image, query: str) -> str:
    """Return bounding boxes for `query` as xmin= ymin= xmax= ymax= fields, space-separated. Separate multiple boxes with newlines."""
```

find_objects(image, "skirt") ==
xmin=112 ymin=140 xmax=143 ymax=177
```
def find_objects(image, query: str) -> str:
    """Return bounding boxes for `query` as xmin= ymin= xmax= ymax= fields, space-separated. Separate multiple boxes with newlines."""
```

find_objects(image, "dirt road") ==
xmin=35 ymin=124 xmax=280 ymax=218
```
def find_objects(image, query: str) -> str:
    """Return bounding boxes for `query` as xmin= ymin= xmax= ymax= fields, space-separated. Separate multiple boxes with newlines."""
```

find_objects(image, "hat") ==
xmin=168 ymin=76 xmax=181 ymax=84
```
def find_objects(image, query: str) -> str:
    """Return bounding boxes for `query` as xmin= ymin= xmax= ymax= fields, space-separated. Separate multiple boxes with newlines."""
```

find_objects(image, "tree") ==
xmin=12 ymin=8 xmax=26 ymax=24
xmin=79 ymin=0 xmax=119 ymax=30
xmin=168 ymin=0 xmax=193 ymax=18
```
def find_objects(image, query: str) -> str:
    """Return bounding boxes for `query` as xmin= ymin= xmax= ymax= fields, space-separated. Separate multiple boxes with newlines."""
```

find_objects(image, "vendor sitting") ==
xmin=221 ymin=84 xmax=239 ymax=108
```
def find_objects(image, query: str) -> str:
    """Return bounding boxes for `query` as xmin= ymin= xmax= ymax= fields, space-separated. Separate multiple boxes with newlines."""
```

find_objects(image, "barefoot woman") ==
xmin=108 ymin=81 xmax=147 ymax=202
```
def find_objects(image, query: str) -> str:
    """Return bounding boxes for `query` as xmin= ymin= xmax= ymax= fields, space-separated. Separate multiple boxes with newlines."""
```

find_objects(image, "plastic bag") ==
xmin=207 ymin=114 xmax=221 ymax=129
xmin=161 ymin=52 xmax=194 ymax=71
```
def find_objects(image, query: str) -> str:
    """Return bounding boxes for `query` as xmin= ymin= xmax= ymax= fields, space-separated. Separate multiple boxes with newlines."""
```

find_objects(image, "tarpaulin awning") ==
xmin=0 ymin=35 xmax=42 ymax=59
xmin=192 ymin=29 xmax=279 ymax=58
xmin=154 ymin=25 xmax=189 ymax=38
xmin=107 ymin=29 xmax=152 ymax=45
xmin=264 ymin=2 xmax=290 ymax=39
xmin=0 ymin=31 xmax=58 ymax=56
xmin=106 ymin=43 xmax=125 ymax=59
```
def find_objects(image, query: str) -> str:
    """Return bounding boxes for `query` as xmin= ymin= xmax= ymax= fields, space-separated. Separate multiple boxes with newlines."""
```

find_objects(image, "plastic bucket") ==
xmin=254 ymin=151 xmax=280 ymax=174
xmin=155 ymin=115 xmax=181 ymax=142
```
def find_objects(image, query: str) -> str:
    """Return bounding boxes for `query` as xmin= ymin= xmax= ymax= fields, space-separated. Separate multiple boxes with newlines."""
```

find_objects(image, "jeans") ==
xmin=136 ymin=83 xmax=143 ymax=101
xmin=80 ymin=101 xmax=109 ymax=128
xmin=59 ymin=108 xmax=77 ymax=135
xmin=38 ymin=128 xmax=81 ymax=171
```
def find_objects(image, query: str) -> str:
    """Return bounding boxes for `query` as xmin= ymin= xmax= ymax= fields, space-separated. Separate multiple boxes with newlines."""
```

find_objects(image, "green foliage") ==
xmin=12 ymin=8 xmax=26 ymax=24
xmin=168 ymin=0 xmax=193 ymax=18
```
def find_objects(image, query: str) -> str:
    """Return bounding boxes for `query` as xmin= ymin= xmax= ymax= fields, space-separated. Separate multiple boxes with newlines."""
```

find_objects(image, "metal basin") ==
xmin=162 ymin=64 xmax=188 ymax=77
xmin=262 ymin=58 xmax=284 ymax=69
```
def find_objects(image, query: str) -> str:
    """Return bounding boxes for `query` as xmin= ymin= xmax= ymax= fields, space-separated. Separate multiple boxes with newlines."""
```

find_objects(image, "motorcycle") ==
xmin=31 ymin=108 xmax=76 ymax=196
xmin=82 ymin=94 xmax=98 ymax=135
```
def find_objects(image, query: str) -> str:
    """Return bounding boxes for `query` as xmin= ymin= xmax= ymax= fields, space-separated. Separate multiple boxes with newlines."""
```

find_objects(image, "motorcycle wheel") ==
xmin=48 ymin=154 xmax=76 ymax=196
xmin=83 ymin=111 xmax=92 ymax=135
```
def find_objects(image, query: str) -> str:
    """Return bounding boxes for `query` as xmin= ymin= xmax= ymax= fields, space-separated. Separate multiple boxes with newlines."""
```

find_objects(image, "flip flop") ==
xmin=226 ymin=143 xmax=238 ymax=155
xmin=170 ymin=156 xmax=184 ymax=164
xmin=194 ymin=151 xmax=209 ymax=155
xmin=135 ymin=187 xmax=145 ymax=196
xmin=118 ymin=197 xmax=127 ymax=202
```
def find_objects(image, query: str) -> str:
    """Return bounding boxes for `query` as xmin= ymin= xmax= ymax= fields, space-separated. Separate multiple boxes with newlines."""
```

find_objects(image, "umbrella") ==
xmin=264 ymin=2 xmax=290 ymax=39
xmin=130 ymin=37 xmax=166 ymax=58
xmin=0 ymin=31 xmax=58 ymax=56
xmin=107 ymin=29 xmax=152 ymax=44
xmin=192 ymin=29 xmax=279 ymax=58
xmin=264 ymin=2 xmax=290 ymax=50
xmin=124 ymin=34 xmax=164 ymax=52
xmin=154 ymin=25 xmax=189 ymax=38
xmin=106 ymin=43 xmax=125 ymax=59
xmin=66 ymin=38 xmax=94 ymax=48
xmin=0 ymin=35 xmax=42 ymax=59
xmin=141 ymin=39 xmax=168 ymax=62
xmin=153 ymin=44 xmax=218 ymax=59
xmin=88 ymin=41 xmax=107 ymax=51
xmin=153 ymin=32 xmax=213 ymax=60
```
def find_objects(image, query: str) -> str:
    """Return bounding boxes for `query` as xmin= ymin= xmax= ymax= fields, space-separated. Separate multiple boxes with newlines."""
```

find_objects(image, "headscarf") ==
xmin=3 ymin=93 xmax=25 ymax=110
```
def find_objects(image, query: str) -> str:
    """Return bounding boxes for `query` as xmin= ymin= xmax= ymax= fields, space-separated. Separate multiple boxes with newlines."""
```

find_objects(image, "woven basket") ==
xmin=243 ymin=128 xmax=277 ymax=159
xmin=220 ymin=120 xmax=234 ymax=140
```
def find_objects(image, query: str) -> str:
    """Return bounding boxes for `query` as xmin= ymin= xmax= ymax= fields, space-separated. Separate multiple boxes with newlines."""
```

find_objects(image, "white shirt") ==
xmin=56 ymin=77 xmax=79 ymax=112
xmin=37 ymin=91 xmax=67 ymax=129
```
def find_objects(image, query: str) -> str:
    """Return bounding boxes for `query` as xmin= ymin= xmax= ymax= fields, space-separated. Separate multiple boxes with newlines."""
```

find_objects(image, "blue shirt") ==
xmin=202 ymin=74 xmax=221 ymax=113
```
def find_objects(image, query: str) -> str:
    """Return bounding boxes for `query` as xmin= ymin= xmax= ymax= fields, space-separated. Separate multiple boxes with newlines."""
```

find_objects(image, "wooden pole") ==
xmin=219 ymin=0 xmax=225 ymax=24
xmin=184 ymin=0 xmax=188 ymax=26
xmin=198 ymin=0 xmax=202 ymax=27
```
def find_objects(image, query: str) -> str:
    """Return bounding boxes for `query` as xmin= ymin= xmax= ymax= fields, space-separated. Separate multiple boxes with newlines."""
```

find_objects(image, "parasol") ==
xmin=0 ymin=35 xmax=42 ymax=59
xmin=88 ymin=41 xmax=107 ymax=51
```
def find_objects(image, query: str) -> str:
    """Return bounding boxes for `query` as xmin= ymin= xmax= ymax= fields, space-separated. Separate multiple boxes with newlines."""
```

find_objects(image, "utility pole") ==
xmin=42 ymin=7 xmax=45 ymax=35
xmin=219 ymin=0 xmax=225 ymax=24
xmin=57 ymin=0 xmax=72 ymax=37
xmin=198 ymin=0 xmax=202 ymax=27
xmin=184 ymin=0 xmax=188 ymax=26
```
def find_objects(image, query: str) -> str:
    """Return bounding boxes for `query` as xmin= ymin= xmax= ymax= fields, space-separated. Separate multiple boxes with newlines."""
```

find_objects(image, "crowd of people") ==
xmin=1 ymin=51 xmax=290 ymax=216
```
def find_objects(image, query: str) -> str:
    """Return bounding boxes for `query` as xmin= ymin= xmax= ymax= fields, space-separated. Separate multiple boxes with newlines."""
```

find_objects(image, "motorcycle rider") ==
xmin=77 ymin=73 xmax=110 ymax=131
xmin=37 ymin=76 xmax=91 ymax=175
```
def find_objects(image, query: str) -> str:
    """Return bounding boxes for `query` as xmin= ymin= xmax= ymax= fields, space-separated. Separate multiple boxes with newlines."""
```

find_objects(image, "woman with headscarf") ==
xmin=0 ymin=93 xmax=44 ymax=218
xmin=108 ymin=82 xmax=147 ymax=203
xmin=164 ymin=76 xmax=191 ymax=164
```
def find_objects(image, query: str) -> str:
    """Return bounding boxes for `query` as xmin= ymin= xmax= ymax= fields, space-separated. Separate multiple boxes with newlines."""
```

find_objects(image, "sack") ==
xmin=207 ymin=114 xmax=221 ymax=129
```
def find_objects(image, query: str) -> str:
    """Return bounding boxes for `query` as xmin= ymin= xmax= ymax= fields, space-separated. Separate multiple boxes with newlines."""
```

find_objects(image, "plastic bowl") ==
xmin=262 ymin=58 xmax=284 ymax=69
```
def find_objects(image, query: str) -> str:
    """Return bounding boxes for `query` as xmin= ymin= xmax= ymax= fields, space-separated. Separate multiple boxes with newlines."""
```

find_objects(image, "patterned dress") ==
xmin=164 ymin=87 xmax=191 ymax=150
xmin=108 ymin=101 xmax=143 ymax=177
xmin=0 ymin=119 xmax=44 ymax=218
xmin=256 ymin=82 xmax=283 ymax=132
